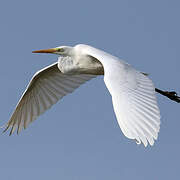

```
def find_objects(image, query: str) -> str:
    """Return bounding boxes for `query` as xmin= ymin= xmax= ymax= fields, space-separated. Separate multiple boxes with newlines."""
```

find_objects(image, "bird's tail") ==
xmin=155 ymin=88 xmax=180 ymax=103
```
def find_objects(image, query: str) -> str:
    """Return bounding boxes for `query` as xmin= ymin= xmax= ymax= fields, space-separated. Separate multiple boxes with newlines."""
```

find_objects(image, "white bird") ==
xmin=3 ymin=44 xmax=180 ymax=147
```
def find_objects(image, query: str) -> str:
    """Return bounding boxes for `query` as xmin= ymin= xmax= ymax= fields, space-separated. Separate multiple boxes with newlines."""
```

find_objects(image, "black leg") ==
xmin=155 ymin=88 xmax=180 ymax=103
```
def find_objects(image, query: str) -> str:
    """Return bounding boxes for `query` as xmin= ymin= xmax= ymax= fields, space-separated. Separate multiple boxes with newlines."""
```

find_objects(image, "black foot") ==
xmin=155 ymin=88 xmax=180 ymax=103
xmin=164 ymin=91 xmax=180 ymax=103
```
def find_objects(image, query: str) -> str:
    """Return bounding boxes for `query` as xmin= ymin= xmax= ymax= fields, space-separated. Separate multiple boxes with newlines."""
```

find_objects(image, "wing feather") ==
xmin=4 ymin=62 xmax=96 ymax=134
xmin=80 ymin=44 xmax=161 ymax=146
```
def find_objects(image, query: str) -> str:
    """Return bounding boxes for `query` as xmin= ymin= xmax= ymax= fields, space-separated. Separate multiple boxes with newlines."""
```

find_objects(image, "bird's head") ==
xmin=32 ymin=46 xmax=73 ymax=56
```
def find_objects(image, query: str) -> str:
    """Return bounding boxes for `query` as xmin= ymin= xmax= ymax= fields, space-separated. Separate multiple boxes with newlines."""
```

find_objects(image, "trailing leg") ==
xmin=155 ymin=88 xmax=180 ymax=103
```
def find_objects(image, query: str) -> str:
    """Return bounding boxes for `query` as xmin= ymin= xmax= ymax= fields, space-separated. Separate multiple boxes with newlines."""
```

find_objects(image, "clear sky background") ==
xmin=0 ymin=0 xmax=180 ymax=179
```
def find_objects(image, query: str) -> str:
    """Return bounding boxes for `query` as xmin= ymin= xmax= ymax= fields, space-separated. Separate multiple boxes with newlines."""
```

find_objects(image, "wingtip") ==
xmin=135 ymin=138 xmax=157 ymax=147
xmin=2 ymin=125 xmax=9 ymax=134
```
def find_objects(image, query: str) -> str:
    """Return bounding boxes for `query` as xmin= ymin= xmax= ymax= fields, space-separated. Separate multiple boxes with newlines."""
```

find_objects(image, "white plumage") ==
xmin=4 ymin=44 xmax=161 ymax=147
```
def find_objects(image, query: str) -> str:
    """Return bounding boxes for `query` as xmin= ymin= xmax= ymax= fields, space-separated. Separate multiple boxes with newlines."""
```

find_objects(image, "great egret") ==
xmin=3 ymin=44 xmax=180 ymax=147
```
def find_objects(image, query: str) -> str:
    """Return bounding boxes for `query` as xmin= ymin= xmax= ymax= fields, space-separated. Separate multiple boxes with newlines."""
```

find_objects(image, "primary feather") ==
xmin=78 ymin=44 xmax=160 ymax=146
xmin=4 ymin=62 xmax=96 ymax=135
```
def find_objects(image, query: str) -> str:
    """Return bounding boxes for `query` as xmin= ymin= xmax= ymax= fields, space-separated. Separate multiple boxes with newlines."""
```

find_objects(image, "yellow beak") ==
xmin=32 ymin=48 xmax=58 ymax=54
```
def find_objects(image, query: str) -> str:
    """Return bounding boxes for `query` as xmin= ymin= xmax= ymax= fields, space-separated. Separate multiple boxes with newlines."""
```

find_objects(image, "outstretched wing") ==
xmin=4 ymin=62 xmax=96 ymax=135
xmin=79 ymin=44 xmax=160 ymax=146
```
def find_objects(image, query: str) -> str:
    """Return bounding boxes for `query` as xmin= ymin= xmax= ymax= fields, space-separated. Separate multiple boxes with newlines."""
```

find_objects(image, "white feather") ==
xmin=4 ymin=62 xmax=96 ymax=134
xmin=79 ymin=44 xmax=161 ymax=146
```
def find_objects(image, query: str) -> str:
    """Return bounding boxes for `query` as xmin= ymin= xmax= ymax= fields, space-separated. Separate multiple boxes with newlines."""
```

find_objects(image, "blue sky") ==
xmin=0 ymin=0 xmax=180 ymax=179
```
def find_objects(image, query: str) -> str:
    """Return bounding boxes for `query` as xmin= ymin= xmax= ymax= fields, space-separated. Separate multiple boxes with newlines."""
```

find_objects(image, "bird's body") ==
xmin=3 ymin=44 xmax=180 ymax=147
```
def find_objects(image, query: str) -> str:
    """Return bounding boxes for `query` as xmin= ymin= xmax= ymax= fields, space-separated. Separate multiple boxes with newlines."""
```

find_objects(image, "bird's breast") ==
xmin=58 ymin=55 xmax=104 ymax=75
xmin=58 ymin=56 xmax=78 ymax=74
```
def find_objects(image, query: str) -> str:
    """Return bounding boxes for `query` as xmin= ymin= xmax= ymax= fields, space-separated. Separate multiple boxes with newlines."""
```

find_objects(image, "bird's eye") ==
xmin=57 ymin=48 xmax=64 ymax=52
